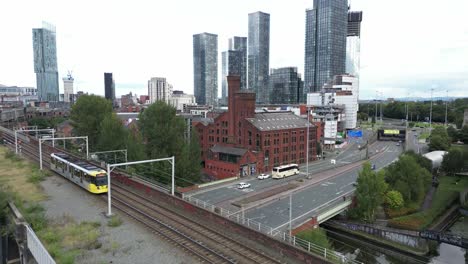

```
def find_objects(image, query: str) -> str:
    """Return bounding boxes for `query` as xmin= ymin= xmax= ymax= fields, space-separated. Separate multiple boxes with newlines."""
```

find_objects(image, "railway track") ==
xmin=111 ymin=183 xmax=281 ymax=264
xmin=1 ymin=127 xmax=283 ymax=264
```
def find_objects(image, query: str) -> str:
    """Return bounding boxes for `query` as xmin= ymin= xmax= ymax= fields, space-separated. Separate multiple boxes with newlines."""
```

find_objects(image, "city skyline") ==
xmin=0 ymin=0 xmax=467 ymax=99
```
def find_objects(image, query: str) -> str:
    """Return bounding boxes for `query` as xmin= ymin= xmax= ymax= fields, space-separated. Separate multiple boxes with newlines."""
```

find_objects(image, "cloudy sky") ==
xmin=1 ymin=0 xmax=467 ymax=99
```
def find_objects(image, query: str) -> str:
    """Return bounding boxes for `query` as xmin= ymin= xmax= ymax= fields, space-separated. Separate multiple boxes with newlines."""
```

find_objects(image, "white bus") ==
xmin=272 ymin=164 xmax=299 ymax=179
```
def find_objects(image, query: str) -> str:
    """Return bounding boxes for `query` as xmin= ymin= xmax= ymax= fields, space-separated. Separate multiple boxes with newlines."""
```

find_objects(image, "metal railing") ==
xmin=184 ymin=195 xmax=362 ymax=264
xmin=26 ymin=225 xmax=56 ymax=264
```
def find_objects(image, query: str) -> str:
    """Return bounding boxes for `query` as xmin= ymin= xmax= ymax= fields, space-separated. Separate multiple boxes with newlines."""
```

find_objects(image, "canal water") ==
xmin=326 ymin=217 xmax=468 ymax=264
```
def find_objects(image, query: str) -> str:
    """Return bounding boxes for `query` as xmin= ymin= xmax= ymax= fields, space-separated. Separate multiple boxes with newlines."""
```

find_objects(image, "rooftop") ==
xmin=210 ymin=145 xmax=247 ymax=156
xmin=246 ymin=112 xmax=312 ymax=131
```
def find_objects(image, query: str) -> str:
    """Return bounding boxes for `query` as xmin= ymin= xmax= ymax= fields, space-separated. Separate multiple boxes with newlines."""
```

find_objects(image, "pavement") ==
xmin=406 ymin=128 xmax=429 ymax=154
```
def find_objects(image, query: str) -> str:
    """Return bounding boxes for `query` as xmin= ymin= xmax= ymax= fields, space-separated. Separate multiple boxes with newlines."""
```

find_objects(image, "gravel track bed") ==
xmin=40 ymin=175 xmax=199 ymax=264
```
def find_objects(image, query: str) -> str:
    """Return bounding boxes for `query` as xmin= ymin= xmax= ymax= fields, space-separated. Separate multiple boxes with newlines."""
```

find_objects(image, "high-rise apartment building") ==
xmin=62 ymin=73 xmax=74 ymax=103
xmin=104 ymin=73 xmax=115 ymax=102
xmin=269 ymin=67 xmax=303 ymax=104
xmin=222 ymin=50 xmax=242 ymax=104
xmin=193 ymin=33 xmax=218 ymax=106
xmin=346 ymin=10 xmax=363 ymax=78
xmin=148 ymin=77 xmax=173 ymax=104
xmin=229 ymin=37 xmax=247 ymax=90
xmin=304 ymin=0 xmax=348 ymax=94
xmin=33 ymin=22 xmax=59 ymax=102
xmin=248 ymin=12 xmax=270 ymax=104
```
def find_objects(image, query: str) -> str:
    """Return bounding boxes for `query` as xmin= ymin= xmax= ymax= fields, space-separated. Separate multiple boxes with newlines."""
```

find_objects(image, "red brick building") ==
xmin=194 ymin=76 xmax=317 ymax=180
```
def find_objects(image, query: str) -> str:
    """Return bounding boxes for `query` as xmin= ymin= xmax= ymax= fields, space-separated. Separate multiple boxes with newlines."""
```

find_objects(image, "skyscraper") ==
xmin=222 ymin=50 xmax=242 ymax=104
xmin=193 ymin=33 xmax=218 ymax=106
xmin=148 ymin=77 xmax=173 ymax=104
xmin=229 ymin=36 xmax=247 ymax=90
xmin=33 ymin=22 xmax=59 ymax=102
xmin=104 ymin=73 xmax=115 ymax=102
xmin=346 ymin=10 xmax=363 ymax=78
xmin=63 ymin=72 xmax=74 ymax=103
xmin=269 ymin=67 xmax=303 ymax=104
xmin=248 ymin=11 xmax=270 ymax=104
xmin=304 ymin=0 xmax=348 ymax=94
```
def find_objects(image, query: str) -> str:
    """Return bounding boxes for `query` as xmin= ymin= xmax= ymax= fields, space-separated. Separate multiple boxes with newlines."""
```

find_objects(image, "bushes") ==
xmin=388 ymin=177 xmax=461 ymax=230
xmin=296 ymin=228 xmax=332 ymax=250
xmin=107 ymin=215 xmax=123 ymax=227
xmin=385 ymin=190 xmax=404 ymax=209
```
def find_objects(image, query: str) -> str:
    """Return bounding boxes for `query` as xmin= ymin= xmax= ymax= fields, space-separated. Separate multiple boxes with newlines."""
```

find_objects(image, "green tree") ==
xmin=126 ymin=132 xmax=146 ymax=162
xmin=460 ymin=125 xmax=468 ymax=144
xmin=385 ymin=155 xmax=432 ymax=204
xmin=429 ymin=135 xmax=450 ymax=151
xmin=404 ymin=150 xmax=432 ymax=172
xmin=70 ymin=95 xmax=113 ymax=149
xmin=96 ymin=113 xmax=129 ymax=151
xmin=138 ymin=101 xmax=199 ymax=185
xmin=447 ymin=126 xmax=459 ymax=142
xmin=354 ymin=162 xmax=388 ymax=222
xmin=187 ymin=129 xmax=202 ymax=182
xmin=385 ymin=190 xmax=404 ymax=209
xmin=441 ymin=149 xmax=465 ymax=175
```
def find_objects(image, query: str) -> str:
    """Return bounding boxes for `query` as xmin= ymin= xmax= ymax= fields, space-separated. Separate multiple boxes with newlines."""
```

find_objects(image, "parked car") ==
xmin=371 ymin=164 xmax=376 ymax=170
xmin=237 ymin=182 xmax=251 ymax=189
xmin=257 ymin=173 xmax=270 ymax=180
xmin=396 ymin=142 xmax=400 ymax=146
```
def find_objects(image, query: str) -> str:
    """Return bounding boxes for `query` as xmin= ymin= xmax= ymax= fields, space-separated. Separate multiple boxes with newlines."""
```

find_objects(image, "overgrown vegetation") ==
xmin=296 ymin=228 xmax=332 ymax=250
xmin=0 ymin=146 xmax=102 ymax=263
xmin=107 ymin=215 xmax=123 ymax=227
xmin=388 ymin=176 xmax=468 ymax=230
xmin=38 ymin=218 xmax=101 ymax=264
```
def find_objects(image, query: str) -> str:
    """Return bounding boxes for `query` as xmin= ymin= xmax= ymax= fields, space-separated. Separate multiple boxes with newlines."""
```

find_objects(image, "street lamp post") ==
xmin=306 ymin=107 xmax=310 ymax=179
xmin=445 ymin=90 xmax=448 ymax=126
xmin=429 ymin=88 xmax=434 ymax=129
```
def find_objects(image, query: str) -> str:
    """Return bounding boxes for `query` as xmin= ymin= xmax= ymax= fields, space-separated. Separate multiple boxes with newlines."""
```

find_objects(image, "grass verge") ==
xmin=107 ymin=215 xmax=123 ymax=227
xmin=0 ymin=146 xmax=102 ymax=263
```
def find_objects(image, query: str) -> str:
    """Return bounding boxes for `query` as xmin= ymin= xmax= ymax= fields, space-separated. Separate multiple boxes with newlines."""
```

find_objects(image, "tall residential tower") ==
xmin=104 ymin=72 xmax=115 ymax=102
xmin=221 ymin=36 xmax=247 ymax=105
xmin=248 ymin=12 xmax=270 ymax=104
xmin=304 ymin=0 xmax=348 ymax=94
xmin=346 ymin=10 xmax=363 ymax=78
xmin=148 ymin=77 xmax=172 ymax=104
xmin=33 ymin=22 xmax=59 ymax=102
xmin=62 ymin=72 xmax=74 ymax=103
xmin=193 ymin=33 xmax=218 ymax=106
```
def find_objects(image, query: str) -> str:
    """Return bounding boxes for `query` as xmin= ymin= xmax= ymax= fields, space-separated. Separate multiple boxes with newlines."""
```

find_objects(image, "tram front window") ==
xmin=95 ymin=175 xmax=108 ymax=186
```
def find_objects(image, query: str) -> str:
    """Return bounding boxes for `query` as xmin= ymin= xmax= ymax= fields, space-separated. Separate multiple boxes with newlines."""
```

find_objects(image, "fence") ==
xmin=184 ymin=195 xmax=363 ymax=264
xmin=26 ymin=225 xmax=56 ymax=264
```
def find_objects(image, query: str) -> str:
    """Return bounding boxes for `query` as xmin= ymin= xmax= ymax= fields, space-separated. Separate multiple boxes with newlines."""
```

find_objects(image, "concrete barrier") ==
xmin=198 ymin=176 xmax=238 ymax=188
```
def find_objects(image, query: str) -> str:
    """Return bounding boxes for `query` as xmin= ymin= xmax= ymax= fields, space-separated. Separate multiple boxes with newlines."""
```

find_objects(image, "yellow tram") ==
xmin=50 ymin=153 xmax=108 ymax=194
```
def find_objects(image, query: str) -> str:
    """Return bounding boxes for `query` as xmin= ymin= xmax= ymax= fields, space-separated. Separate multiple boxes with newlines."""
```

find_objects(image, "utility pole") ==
xmin=445 ymin=90 xmax=448 ymax=126
xmin=306 ymin=107 xmax=310 ymax=179
xmin=289 ymin=193 xmax=292 ymax=241
xmin=429 ymin=88 xmax=434 ymax=130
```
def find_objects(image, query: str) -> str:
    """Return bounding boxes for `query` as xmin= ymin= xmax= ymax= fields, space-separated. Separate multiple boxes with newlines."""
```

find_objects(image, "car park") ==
xmin=237 ymin=182 xmax=251 ymax=189
xmin=257 ymin=173 xmax=270 ymax=180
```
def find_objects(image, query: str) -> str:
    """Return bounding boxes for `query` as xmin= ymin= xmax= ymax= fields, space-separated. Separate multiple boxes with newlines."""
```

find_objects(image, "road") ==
xmin=406 ymin=128 xmax=429 ymax=154
xmin=243 ymin=142 xmax=403 ymax=231
xmin=189 ymin=137 xmax=388 ymax=207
